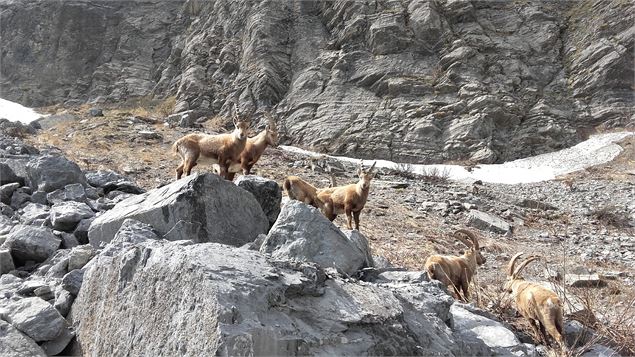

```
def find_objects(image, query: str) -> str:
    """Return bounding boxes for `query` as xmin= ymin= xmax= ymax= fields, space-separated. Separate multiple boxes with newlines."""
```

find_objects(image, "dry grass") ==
xmin=590 ymin=205 xmax=631 ymax=229
xmin=155 ymin=96 xmax=176 ymax=117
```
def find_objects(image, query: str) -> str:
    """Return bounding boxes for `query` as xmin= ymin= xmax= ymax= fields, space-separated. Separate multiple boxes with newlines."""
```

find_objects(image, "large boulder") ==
xmin=0 ymin=319 xmax=46 ymax=357
xmin=3 ymin=297 xmax=67 ymax=342
xmin=235 ymin=175 xmax=281 ymax=227
xmin=259 ymin=201 xmax=372 ymax=276
xmin=26 ymin=155 xmax=87 ymax=192
xmin=70 ymin=236 xmax=489 ymax=356
xmin=2 ymin=225 xmax=61 ymax=265
xmin=85 ymin=169 xmax=144 ymax=194
xmin=87 ymin=173 xmax=269 ymax=247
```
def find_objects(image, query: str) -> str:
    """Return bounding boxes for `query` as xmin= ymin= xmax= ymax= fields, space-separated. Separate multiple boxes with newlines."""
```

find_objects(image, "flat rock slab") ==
xmin=467 ymin=209 xmax=512 ymax=235
xmin=88 ymin=173 xmax=269 ymax=247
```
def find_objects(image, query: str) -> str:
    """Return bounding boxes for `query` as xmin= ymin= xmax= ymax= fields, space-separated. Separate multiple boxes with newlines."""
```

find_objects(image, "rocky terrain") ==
xmin=0 ymin=103 xmax=633 ymax=355
xmin=1 ymin=0 xmax=634 ymax=163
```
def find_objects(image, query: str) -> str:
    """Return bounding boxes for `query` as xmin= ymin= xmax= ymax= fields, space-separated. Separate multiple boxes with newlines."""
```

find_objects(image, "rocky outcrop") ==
xmin=1 ymin=0 xmax=632 ymax=163
xmin=87 ymin=173 xmax=269 ymax=247
xmin=260 ymin=201 xmax=372 ymax=275
xmin=70 ymin=232 xmax=526 ymax=356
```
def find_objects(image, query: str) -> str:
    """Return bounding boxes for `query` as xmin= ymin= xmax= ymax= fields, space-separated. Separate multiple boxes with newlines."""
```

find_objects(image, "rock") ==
xmin=3 ymin=225 xmax=61 ymax=265
xmin=68 ymin=245 xmax=96 ymax=271
xmin=260 ymin=201 xmax=372 ymax=275
xmin=41 ymin=326 xmax=74 ymax=356
xmin=33 ymin=285 xmax=54 ymax=301
xmin=60 ymin=232 xmax=79 ymax=249
xmin=73 ymin=217 xmax=95 ymax=244
xmin=0 ymin=248 xmax=15 ymax=274
xmin=29 ymin=190 xmax=47 ymax=205
xmin=88 ymin=173 xmax=268 ymax=247
xmin=516 ymin=199 xmax=558 ymax=211
xmin=61 ymin=269 xmax=84 ymax=296
xmin=50 ymin=201 xmax=95 ymax=231
xmin=451 ymin=303 xmax=532 ymax=356
xmin=235 ymin=175 xmax=281 ymax=227
xmin=47 ymin=183 xmax=87 ymax=204
xmin=71 ymin=236 xmax=484 ymax=356
xmin=0 ymin=182 xmax=21 ymax=204
xmin=85 ymin=170 xmax=144 ymax=194
xmin=376 ymin=271 xmax=428 ymax=284
xmin=166 ymin=110 xmax=198 ymax=128
xmin=26 ymin=155 xmax=87 ymax=193
xmin=4 ymin=297 xmax=67 ymax=342
xmin=16 ymin=279 xmax=49 ymax=296
xmin=88 ymin=108 xmax=103 ymax=117
xmin=20 ymin=203 xmax=50 ymax=225
xmin=565 ymin=274 xmax=606 ymax=288
xmin=0 ymin=319 xmax=47 ymax=357
xmin=10 ymin=187 xmax=31 ymax=209
xmin=580 ymin=344 xmax=620 ymax=357
xmin=467 ymin=210 xmax=512 ymax=235
xmin=53 ymin=289 xmax=74 ymax=318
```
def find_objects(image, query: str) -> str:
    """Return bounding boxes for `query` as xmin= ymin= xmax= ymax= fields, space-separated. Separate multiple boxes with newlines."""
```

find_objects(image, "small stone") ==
xmin=88 ymin=108 xmax=103 ymax=117
xmin=62 ymin=269 xmax=84 ymax=296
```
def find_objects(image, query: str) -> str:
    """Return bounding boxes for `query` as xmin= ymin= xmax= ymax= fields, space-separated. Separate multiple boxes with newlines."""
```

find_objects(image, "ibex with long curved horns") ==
xmin=504 ymin=253 xmax=566 ymax=350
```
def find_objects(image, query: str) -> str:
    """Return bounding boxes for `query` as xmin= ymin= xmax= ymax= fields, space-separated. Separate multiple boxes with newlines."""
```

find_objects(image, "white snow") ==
xmin=281 ymin=131 xmax=634 ymax=185
xmin=0 ymin=98 xmax=45 ymax=124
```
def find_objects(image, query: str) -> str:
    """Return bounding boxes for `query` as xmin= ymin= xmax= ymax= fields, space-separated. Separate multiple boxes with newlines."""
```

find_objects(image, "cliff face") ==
xmin=1 ymin=0 xmax=633 ymax=163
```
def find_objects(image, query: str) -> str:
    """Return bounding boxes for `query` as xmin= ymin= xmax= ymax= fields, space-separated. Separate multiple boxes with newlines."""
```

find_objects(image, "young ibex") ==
xmin=172 ymin=104 xmax=250 ymax=180
xmin=282 ymin=176 xmax=324 ymax=210
xmin=316 ymin=161 xmax=376 ymax=230
xmin=223 ymin=111 xmax=279 ymax=180
xmin=424 ymin=229 xmax=486 ymax=301
xmin=504 ymin=253 xmax=566 ymax=349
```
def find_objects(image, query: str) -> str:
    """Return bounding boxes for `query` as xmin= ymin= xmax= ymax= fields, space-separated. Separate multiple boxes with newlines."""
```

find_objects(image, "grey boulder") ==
xmin=26 ymin=155 xmax=87 ymax=192
xmin=451 ymin=304 xmax=533 ymax=356
xmin=88 ymin=173 xmax=268 ymax=247
xmin=0 ymin=319 xmax=46 ymax=357
xmin=260 ymin=201 xmax=372 ymax=275
xmin=467 ymin=209 xmax=512 ymax=235
xmin=71 ymin=237 xmax=478 ymax=356
xmin=50 ymin=201 xmax=95 ymax=231
xmin=3 ymin=297 xmax=67 ymax=342
xmin=61 ymin=269 xmax=84 ymax=296
xmin=0 ymin=248 xmax=15 ymax=274
xmin=235 ymin=175 xmax=282 ymax=227
xmin=3 ymin=225 xmax=61 ymax=265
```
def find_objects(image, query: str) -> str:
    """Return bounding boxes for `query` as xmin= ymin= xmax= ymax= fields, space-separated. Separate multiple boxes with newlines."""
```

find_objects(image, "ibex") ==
xmin=282 ymin=176 xmax=324 ymax=210
xmin=504 ymin=253 xmax=566 ymax=350
xmin=316 ymin=161 xmax=376 ymax=230
xmin=223 ymin=111 xmax=279 ymax=180
xmin=172 ymin=104 xmax=250 ymax=180
xmin=424 ymin=229 xmax=486 ymax=301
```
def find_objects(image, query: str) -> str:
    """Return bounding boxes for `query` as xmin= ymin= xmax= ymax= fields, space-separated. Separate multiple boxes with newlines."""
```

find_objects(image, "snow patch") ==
xmin=0 ymin=98 xmax=46 ymax=124
xmin=281 ymin=131 xmax=634 ymax=185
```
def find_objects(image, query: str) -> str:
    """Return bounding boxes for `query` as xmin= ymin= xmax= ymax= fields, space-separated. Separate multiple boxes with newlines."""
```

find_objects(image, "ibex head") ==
xmin=504 ymin=253 xmax=540 ymax=293
xmin=357 ymin=161 xmax=377 ymax=191
xmin=232 ymin=103 xmax=249 ymax=141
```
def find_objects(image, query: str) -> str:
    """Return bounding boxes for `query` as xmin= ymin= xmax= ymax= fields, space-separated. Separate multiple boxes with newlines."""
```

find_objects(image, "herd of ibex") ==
xmin=171 ymin=101 xmax=567 ymax=351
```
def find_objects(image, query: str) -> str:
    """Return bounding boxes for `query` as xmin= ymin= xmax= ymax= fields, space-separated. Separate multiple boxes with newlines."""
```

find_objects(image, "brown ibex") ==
xmin=223 ymin=111 xmax=279 ymax=180
xmin=172 ymin=104 xmax=250 ymax=180
xmin=424 ymin=229 xmax=486 ymax=301
xmin=504 ymin=253 xmax=566 ymax=350
xmin=282 ymin=176 xmax=324 ymax=210
xmin=316 ymin=161 xmax=376 ymax=230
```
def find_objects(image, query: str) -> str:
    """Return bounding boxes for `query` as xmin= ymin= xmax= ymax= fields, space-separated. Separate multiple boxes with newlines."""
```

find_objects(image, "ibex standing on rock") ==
xmin=224 ymin=111 xmax=279 ymax=180
xmin=172 ymin=104 xmax=250 ymax=180
xmin=316 ymin=161 xmax=376 ymax=230
xmin=504 ymin=253 xmax=566 ymax=350
xmin=283 ymin=176 xmax=324 ymax=210
xmin=424 ymin=229 xmax=486 ymax=301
